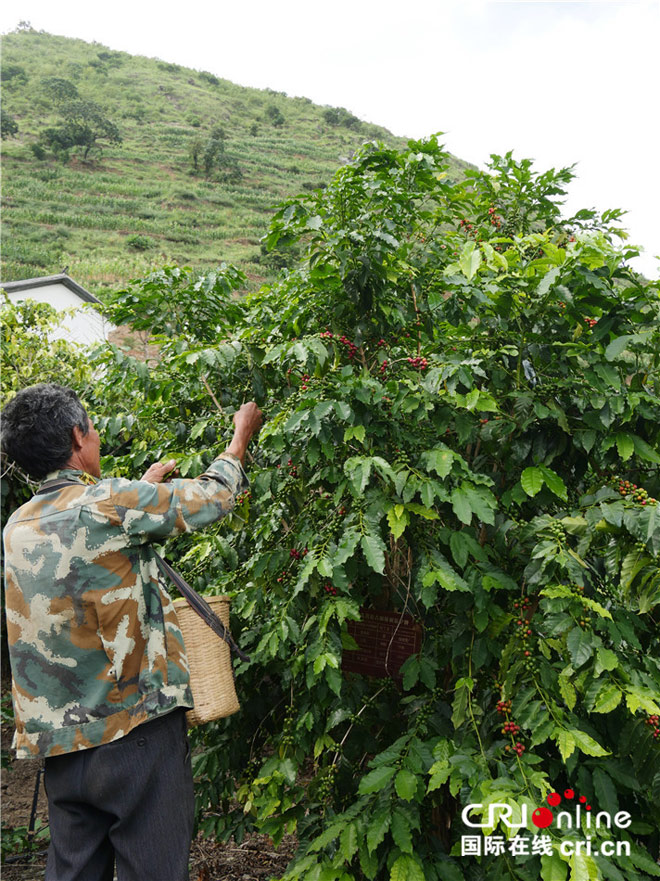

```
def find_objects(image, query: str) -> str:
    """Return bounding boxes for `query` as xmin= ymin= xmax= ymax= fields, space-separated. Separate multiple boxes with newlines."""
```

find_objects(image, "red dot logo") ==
xmin=579 ymin=795 xmax=586 ymax=803
xmin=564 ymin=788 xmax=575 ymax=799
xmin=547 ymin=792 xmax=561 ymax=807
xmin=532 ymin=807 xmax=554 ymax=828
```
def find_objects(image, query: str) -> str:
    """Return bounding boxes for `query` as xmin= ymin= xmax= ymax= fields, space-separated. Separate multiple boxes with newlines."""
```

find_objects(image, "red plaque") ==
xmin=342 ymin=609 xmax=422 ymax=679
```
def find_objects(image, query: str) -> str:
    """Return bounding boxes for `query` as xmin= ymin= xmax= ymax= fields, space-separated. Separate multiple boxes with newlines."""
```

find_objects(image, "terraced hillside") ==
xmin=1 ymin=28 xmax=471 ymax=297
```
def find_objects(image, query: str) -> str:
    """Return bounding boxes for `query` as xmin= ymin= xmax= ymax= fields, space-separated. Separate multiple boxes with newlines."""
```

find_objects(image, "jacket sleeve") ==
xmin=107 ymin=453 xmax=249 ymax=543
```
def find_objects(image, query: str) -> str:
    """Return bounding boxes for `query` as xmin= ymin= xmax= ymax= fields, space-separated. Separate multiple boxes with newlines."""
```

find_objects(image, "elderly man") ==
xmin=1 ymin=382 xmax=262 ymax=881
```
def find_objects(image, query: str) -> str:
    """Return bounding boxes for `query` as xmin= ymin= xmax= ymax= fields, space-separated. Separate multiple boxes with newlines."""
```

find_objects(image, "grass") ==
xmin=1 ymin=28 xmax=471 ymax=298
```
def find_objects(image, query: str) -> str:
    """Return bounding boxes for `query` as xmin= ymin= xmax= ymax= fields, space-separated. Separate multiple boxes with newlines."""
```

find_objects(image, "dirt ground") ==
xmin=1 ymin=720 xmax=296 ymax=881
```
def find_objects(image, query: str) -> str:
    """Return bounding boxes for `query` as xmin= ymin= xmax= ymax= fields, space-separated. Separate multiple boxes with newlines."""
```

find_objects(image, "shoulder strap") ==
xmin=154 ymin=555 xmax=250 ymax=663
xmin=35 ymin=479 xmax=84 ymax=495
xmin=35 ymin=479 xmax=250 ymax=663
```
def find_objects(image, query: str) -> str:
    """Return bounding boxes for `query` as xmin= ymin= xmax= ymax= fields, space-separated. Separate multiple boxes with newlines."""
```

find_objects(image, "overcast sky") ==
xmin=2 ymin=0 xmax=658 ymax=278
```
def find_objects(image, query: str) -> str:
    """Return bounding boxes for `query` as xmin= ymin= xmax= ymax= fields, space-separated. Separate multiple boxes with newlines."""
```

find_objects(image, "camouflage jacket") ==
xmin=3 ymin=454 xmax=248 ymax=759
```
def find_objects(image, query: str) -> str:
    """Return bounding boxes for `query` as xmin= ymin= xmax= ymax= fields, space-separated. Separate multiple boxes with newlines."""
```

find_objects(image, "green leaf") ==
xmin=345 ymin=456 xmax=373 ymax=493
xmin=614 ymin=432 xmax=635 ymax=461
xmin=451 ymin=683 xmax=469 ymax=729
xmin=631 ymin=434 xmax=660 ymax=464
xmin=405 ymin=502 xmax=439 ymax=520
xmin=561 ymin=516 xmax=588 ymax=534
xmin=307 ymin=824 xmax=343 ymax=852
xmin=344 ymin=424 xmax=366 ymax=444
xmin=568 ymin=852 xmax=599 ymax=881
xmin=625 ymin=686 xmax=660 ymax=715
xmin=427 ymin=763 xmax=451 ymax=792
xmin=592 ymin=768 xmax=618 ymax=817
xmin=460 ymin=484 xmax=496 ymax=524
xmin=571 ymin=729 xmax=610 ymax=757
xmin=361 ymin=532 xmax=386 ymax=574
xmin=423 ymin=447 xmax=454 ymax=479
xmin=423 ymin=555 xmax=470 ymax=593
xmin=482 ymin=240 xmax=508 ymax=271
xmin=325 ymin=665 xmax=342 ymax=696
xmin=451 ymin=487 xmax=472 ymax=525
xmin=359 ymin=842 xmax=379 ymax=880
xmin=537 ymin=265 xmax=560 ymax=296
xmin=464 ymin=388 xmax=480 ymax=411
xmin=459 ymin=241 xmax=482 ymax=280
xmin=450 ymin=532 xmax=469 ymax=568
xmin=332 ymin=528 xmax=361 ymax=567
xmin=333 ymin=401 xmax=352 ymax=421
xmin=546 ymin=399 xmax=570 ymax=433
xmin=401 ymin=655 xmax=420 ymax=691
xmin=593 ymin=683 xmax=622 ymax=714
xmin=541 ymin=849 xmax=567 ymax=881
xmin=596 ymin=647 xmax=618 ymax=673
xmin=521 ymin=466 xmax=544 ymax=497
xmin=394 ymin=768 xmax=418 ymax=801
xmin=554 ymin=728 xmax=576 ymax=762
xmin=284 ymin=409 xmax=309 ymax=433
xmin=387 ymin=505 xmax=409 ymax=540
xmin=390 ymin=854 xmax=425 ymax=881
xmin=339 ymin=823 xmax=359 ymax=861
xmin=366 ymin=805 xmax=391 ymax=853
xmin=539 ymin=465 xmax=568 ymax=501
xmin=628 ymin=844 xmax=660 ymax=876
xmin=604 ymin=333 xmax=651 ymax=361
xmin=359 ymin=765 xmax=397 ymax=796
xmin=390 ymin=807 xmax=414 ymax=854
xmin=581 ymin=597 xmax=612 ymax=620
xmin=558 ymin=674 xmax=577 ymax=711
xmin=566 ymin=627 xmax=594 ymax=668
xmin=372 ymin=456 xmax=396 ymax=485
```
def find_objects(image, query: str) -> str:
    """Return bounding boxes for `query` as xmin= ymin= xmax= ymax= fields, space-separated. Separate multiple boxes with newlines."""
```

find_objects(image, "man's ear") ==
xmin=71 ymin=424 xmax=86 ymax=451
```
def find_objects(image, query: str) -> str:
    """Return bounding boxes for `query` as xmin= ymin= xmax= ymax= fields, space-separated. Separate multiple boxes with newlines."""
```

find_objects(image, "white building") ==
xmin=2 ymin=273 xmax=114 ymax=346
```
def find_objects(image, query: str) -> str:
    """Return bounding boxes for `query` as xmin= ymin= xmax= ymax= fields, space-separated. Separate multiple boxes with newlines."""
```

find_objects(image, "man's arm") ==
xmin=141 ymin=401 xmax=263 ymax=483
xmin=106 ymin=400 xmax=263 ymax=542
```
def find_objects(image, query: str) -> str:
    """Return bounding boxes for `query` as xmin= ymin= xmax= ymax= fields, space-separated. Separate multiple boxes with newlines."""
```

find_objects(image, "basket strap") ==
xmin=35 ymin=479 xmax=251 ymax=663
xmin=154 ymin=554 xmax=250 ymax=663
xmin=36 ymin=479 xmax=90 ymax=494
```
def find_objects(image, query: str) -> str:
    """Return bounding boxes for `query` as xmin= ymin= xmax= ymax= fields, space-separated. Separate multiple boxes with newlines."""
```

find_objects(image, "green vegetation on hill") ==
xmin=0 ymin=27 xmax=471 ymax=296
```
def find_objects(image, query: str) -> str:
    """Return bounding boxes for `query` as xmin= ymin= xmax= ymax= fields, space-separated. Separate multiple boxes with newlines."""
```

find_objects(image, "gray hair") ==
xmin=1 ymin=384 xmax=89 ymax=480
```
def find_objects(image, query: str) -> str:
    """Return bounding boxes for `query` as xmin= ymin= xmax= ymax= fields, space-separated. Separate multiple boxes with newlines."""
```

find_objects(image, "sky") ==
xmin=2 ymin=0 xmax=658 ymax=278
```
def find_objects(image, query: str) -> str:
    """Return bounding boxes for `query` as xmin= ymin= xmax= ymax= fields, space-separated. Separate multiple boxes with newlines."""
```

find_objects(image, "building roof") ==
xmin=1 ymin=273 xmax=101 ymax=304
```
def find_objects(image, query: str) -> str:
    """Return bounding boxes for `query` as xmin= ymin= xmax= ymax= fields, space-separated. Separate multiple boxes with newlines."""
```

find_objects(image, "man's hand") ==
xmin=141 ymin=459 xmax=178 ymax=484
xmin=233 ymin=402 xmax=263 ymax=439
xmin=226 ymin=402 xmax=263 ymax=464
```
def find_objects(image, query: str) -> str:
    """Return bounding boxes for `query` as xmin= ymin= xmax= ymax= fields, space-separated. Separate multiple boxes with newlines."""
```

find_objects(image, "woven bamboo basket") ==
xmin=173 ymin=596 xmax=240 ymax=726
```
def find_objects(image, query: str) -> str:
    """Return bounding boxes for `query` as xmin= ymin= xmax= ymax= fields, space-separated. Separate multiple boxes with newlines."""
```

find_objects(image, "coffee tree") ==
xmin=0 ymin=296 xmax=93 ymax=512
xmin=16 ymin=137 xmax=660 ymax=881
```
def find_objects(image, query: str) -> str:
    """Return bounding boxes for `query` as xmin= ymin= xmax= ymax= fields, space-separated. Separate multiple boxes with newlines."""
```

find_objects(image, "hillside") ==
xmin=1 ymin=27 xmax=470 ymax=297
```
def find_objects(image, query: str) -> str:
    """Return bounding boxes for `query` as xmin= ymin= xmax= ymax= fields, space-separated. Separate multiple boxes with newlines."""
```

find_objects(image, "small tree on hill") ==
xmin=40 ymin=76 xmax=80 ymax=103
xmin=266 ymin=103 xmax=285 ymax=127
xmin=189 ymin=126 xmax=241 ymax=182
xmin=40 ymin=99 xmax=122 ymax=160
xmin=1 ymin=63 xmax=28 ymax=86
xmin=1 ymin=109 xmax=19 ymax=139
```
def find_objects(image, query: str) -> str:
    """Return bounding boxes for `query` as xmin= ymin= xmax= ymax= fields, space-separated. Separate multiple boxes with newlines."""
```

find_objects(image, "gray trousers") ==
xmin=43 ymin=709 xmax=195 ymax=881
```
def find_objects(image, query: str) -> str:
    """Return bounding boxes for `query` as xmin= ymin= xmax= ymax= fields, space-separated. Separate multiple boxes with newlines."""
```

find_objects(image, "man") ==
xmin=1 ymin=383 xmax=262 ymax=881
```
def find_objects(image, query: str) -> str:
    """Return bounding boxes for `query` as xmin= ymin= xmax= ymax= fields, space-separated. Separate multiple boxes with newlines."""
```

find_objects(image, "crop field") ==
xmin=1 ymin=29 xmax=478 ymax=298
